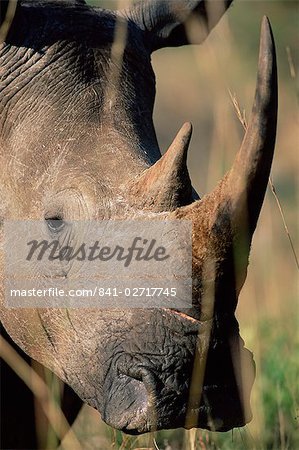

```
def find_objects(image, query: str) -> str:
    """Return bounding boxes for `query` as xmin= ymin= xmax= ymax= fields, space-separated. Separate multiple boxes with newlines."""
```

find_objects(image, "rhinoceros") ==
xmin=0 ymin=0 xmax=277 ymax=448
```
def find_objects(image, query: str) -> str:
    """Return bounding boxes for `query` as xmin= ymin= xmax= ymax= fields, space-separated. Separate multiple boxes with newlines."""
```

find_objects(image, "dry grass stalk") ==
xmin=286 ymin=46 xmax=296 ymax=80
xmin=0 ymin=335 xmax=82 ymax=450
xmin=269 ymin=177 xmax=299 ymax=271
xmin=0 ymin=0 xmax=17 ymax=44
xmin=229 ymin=90 xmax=299 ymax=272
xmin=228 ymin=89 xmax=248 ymax=131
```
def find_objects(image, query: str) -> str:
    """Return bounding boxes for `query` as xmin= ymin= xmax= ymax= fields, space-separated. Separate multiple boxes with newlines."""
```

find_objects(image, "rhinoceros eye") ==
xmin=45 ymin=216 xmax=65 ymax=233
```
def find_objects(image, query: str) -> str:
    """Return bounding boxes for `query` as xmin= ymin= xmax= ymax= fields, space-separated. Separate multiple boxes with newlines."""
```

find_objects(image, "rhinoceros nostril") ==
xmin=118 ymin=365 xmax=161 ymax=416
xmin=119 ymin=365 xmax=159 ymax=405
xmin=100 ymin=363 xmax=161 ymax=433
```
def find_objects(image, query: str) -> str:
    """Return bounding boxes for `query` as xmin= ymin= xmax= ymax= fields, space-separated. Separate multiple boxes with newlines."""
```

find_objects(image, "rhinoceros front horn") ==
xmin=129 ymin=17 xmax=277 ymax=312
xmin=171 ymin=16 xmax=277 ymax=310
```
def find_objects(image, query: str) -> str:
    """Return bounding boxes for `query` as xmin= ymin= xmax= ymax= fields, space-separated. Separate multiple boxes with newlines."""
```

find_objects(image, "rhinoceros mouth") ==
xmin=94 ymin=308 xmax=254 ymax=434
xmin=99 ymin=370 xmax=151 ymax=433
xmin=165 ymin=308 xmax=202 ymax=323
xmin=98 ymin=371 xmax=251 ymax=434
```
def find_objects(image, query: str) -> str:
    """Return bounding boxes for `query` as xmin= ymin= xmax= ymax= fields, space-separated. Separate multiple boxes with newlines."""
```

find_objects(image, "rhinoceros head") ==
xmin=0 ymin=0 xmax=277 ymax=434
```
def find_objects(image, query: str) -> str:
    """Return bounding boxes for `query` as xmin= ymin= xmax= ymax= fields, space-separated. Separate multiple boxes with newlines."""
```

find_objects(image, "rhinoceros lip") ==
xmin=98 ymin=372 xmax=151 ymax=433
xmin=98 ymin=377 xmax=247 ymax=434
xmin=165 ymin=308 xmax=200 ymax=323
xmin=99 ymin=346 xmax=246 ymax=434
xmin=96 ymin=310 xmax=252 ymax=434
xmin=164 ymin=308 xmax=214 ymax=329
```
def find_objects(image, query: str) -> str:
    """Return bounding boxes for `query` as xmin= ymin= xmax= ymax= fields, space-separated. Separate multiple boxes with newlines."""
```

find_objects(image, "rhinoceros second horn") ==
xmin=130 ymin=122 xmax=194 ymax=211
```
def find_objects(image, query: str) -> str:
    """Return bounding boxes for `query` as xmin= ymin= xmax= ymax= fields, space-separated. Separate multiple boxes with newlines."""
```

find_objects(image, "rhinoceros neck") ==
xmin=0 ymin=1 xmax=161 ymax=163
xmin=0 ymin=37 xmax=160 ymax=163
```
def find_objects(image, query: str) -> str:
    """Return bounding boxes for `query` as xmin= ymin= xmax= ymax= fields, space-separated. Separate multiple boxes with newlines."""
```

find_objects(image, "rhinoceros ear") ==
xmin=124 ymin=0 xmax=233 ymax=51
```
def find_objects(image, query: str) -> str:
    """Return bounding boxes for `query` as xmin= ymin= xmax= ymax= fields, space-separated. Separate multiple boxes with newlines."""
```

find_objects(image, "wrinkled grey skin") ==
xmin=0 ymin=0 xmax=267 ymax=435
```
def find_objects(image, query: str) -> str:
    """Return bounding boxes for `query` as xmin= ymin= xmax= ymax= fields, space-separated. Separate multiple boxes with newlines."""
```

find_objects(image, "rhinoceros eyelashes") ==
xmin=45 ymin=216 xmax=65 ymax=233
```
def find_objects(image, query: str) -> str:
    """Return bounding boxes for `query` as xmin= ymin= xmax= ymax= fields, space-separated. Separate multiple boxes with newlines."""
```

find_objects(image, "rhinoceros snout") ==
xmin=100 ymin=365 xmax=155 ymax=433
xmin=85 ymin=310 xmax=255 ymax=434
